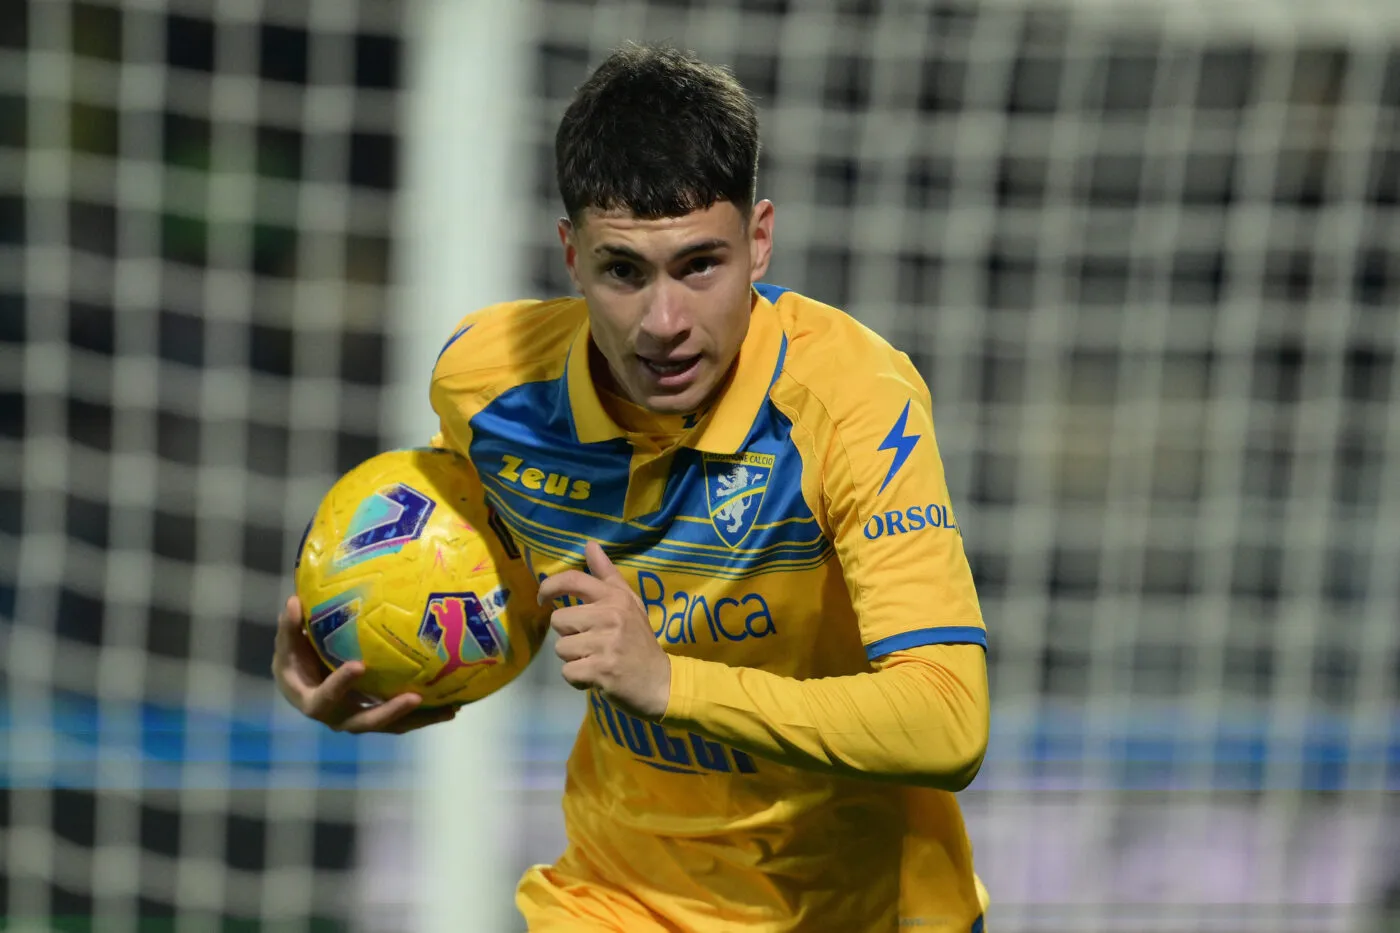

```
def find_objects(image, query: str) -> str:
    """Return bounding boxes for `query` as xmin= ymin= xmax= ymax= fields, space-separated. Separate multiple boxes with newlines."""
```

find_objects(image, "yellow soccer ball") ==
xmin=294 ymin=447 xmax=542 ymax=707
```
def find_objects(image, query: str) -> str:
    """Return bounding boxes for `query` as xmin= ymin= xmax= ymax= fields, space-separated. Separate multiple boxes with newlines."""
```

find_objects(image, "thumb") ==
xmin=584 ymin=540 xmax=624 ymax=584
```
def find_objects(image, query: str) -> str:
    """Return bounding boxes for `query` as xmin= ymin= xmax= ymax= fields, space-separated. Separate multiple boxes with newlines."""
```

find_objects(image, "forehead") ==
xmin=576 ymin=202 xmax=746 ymax=251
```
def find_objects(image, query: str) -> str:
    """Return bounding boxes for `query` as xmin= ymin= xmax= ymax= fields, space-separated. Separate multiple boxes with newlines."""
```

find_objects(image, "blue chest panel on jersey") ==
xmin=467 ymin=367 xmax=833 ymax=581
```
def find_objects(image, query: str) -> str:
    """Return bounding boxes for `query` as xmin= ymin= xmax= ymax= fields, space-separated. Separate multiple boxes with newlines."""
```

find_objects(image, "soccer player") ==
xmin=273 ymin=43 xmax=990 ymax=932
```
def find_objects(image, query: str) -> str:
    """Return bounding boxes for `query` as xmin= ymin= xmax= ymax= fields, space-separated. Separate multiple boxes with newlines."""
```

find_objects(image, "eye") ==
xmin=687 ymin=256 xmax=718 ymax=275
xmin=604 ymin=261 xmax=637 ymax=281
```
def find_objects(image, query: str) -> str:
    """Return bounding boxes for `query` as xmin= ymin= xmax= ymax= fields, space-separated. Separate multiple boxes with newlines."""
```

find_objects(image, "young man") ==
xmin=273 ymin=44 xmax=990 ymax=932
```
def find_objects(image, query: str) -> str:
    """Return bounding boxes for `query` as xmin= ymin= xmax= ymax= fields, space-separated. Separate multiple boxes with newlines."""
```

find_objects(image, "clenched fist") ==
xmin=536 ymin=541 xmax=671 ymax=720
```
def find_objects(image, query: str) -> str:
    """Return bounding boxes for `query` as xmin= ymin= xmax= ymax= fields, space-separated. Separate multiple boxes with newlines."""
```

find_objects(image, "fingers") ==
xmin=583 ymin=541 xmax=624 ymax=583
xmin=273 ymin=594 xmax=320 ymax=706
xmin=560 ymin=657 xmax=596 ymax=691
xmin=537 ymin=569 xmax=611 ymax=607
xmin=335 ymin=694 xmax=465 ymax=735
xmin=273 ymin=596 xmax=320 ymax=677
xmin=335 ymin=691 xmax=424 ymax=734
xmin=277 ymin=595 xmax=302 ymax=635
xmin=302 ymin=661 xmax=367 ymax=721
xmin=555 ymin=630 xmax=600 ymax=664
xmin=381 ymin=704 xmax=462 ymax=735
xmin=273 ymin=596 xmax=297 ymax=666
xmin=548 ymin=603 xmax=610 ymax=638
xmin=273 ymin=594 xmax=457 ymax=735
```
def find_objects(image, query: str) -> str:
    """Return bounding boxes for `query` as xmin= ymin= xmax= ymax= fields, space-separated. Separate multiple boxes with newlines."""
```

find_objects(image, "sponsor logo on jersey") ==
xmin=862 ymin=503 xmax=958 ymax=540
xmin=702 ymin=451 xmax=775 ymax=548
xmin=538 ymin=568 xmax=779 ymax=645
xmin=637 ymin=571 xmax=777 ymax=645
xmin=589 ymin=689 xmax=759 ymax=775
xmin=497 ymin=453 xmax=592 ymax=501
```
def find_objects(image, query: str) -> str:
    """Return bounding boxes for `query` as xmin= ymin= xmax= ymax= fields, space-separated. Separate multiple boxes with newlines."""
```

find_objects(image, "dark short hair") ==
xmin=556 ymin=43 xmax=760 ymax=223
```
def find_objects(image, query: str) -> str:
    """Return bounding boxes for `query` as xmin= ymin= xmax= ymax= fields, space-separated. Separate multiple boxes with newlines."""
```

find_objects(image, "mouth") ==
xmin=638 ymin=354 xmax=702 ymax=386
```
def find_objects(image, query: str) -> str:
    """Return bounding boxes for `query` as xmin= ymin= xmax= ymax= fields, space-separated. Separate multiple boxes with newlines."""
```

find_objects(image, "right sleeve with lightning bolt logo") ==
xmin=774 ymin=336 xmax=986 ymax=658
xmin=661 ymin=316 xmax=990 ymax=783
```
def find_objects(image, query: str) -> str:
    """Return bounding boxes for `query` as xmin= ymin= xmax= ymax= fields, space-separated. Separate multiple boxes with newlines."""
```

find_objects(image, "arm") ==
xmin=662 ymin=642 xmax=988 ymax=790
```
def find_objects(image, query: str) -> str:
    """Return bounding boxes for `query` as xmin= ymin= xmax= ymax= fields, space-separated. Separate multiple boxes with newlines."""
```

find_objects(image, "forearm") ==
xmin=660 ymin=643 xmax=989 ymax=790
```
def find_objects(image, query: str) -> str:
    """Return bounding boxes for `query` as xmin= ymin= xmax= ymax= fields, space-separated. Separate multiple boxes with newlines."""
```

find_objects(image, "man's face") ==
xmin=559 ymin=199 xmax=775 ymax=415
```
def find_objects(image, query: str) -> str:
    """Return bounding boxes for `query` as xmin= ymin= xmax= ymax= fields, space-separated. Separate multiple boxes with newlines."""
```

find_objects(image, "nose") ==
xmin=638 ymin=280 xmax=691 ymax=346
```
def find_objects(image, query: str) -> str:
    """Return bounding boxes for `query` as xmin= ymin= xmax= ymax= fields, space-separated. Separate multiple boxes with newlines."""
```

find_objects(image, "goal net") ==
xmin=3 ymin=0 xmax=409 ymax=928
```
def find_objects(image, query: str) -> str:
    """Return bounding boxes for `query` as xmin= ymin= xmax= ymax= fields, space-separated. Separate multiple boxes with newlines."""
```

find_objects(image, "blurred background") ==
xmin=2 ymin=1 xmax=1398 ymax=931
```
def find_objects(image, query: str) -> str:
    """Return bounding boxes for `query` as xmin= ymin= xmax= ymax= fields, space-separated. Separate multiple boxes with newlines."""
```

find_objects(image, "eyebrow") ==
xmin=594 ymin=238 xmax=730 ymax=264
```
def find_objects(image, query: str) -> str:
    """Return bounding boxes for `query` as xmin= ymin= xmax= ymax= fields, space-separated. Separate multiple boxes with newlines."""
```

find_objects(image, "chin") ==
xmin=645 ymin=377 xmax=713 ymax=415
xmin=626 ymin=362 xmax=716 ymax=415
xmin=641 ymin=392 xmax=700 ymax=415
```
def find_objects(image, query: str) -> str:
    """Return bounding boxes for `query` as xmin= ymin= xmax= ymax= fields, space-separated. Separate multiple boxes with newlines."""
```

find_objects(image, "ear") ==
xmin=747 ymin=200 xmax=775 ymax=283
xmin=558 ymin=217 xmax=582 ymax=293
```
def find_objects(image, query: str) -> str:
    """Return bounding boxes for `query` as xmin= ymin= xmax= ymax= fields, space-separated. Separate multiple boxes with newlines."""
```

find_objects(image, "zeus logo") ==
xmin=498 ymin=454 xmax=591 ymax=500
xmin=877 ymin=400 xmax=920 ymax=493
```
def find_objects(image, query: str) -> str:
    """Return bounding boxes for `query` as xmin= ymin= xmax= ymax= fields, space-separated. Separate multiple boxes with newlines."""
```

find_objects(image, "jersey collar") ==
xmin=565 ymin=288 xmax=784 ymax=453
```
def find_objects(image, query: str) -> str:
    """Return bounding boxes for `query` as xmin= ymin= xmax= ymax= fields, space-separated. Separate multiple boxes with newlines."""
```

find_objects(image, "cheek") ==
xmin=581 ymin=297 xmax=628 ymax=349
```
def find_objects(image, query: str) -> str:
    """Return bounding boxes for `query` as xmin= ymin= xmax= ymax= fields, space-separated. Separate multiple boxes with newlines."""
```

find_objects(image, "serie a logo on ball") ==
xmin=417 ymin=589 xmax=511 ymax=686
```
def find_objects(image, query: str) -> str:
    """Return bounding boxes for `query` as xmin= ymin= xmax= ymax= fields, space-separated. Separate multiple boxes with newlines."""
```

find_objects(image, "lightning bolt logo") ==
xmin=877 ymin=400 xmax=920 ymax=493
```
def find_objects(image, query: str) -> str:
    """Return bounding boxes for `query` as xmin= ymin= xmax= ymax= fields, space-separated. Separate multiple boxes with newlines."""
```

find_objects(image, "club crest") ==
xmin=702 ymin=451 xmax=775 ymax=548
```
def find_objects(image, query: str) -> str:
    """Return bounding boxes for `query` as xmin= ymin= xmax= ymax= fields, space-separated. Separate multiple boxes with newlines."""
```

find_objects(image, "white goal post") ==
xmin=395 ymin=2 xmax=532 ymax=932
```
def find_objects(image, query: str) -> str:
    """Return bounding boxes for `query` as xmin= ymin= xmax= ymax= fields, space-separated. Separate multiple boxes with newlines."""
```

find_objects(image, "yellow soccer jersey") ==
xmin=431 ymin=284 xmax=987 ymax=933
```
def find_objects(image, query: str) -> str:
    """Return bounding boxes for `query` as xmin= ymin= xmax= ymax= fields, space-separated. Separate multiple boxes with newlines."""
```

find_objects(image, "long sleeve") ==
xmin=660 ymin=642 xmax=989 ymax=790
